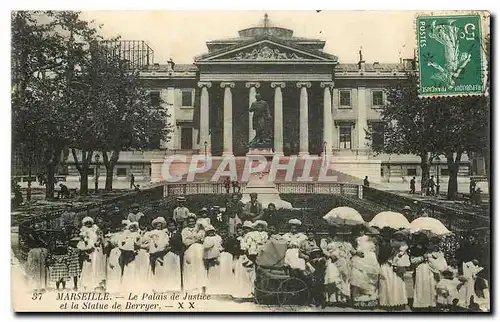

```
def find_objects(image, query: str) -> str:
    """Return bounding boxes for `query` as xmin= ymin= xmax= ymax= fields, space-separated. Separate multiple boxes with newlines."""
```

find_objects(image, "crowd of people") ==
xmin=22 ymin=193 xmax=489 ymax=312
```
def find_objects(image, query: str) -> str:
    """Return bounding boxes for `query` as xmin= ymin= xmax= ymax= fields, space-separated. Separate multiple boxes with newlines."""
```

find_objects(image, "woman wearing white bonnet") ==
xmin=232 ymin=221 xmax=256 ymax=298
xmin=182 ymin=213 xmax=207 ymax=293
xmin=78 ymin=216 xmax=106 ymax=291
xmin=120 ymin=221 xmax=142 ymax=290
xmin=283 ymin=219 xmax=308 ymax=272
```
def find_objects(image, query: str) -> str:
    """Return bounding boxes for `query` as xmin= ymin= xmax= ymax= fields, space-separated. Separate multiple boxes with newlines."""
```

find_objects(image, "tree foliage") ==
xmin=371 ymin=70 xmax=489 ymax=199
xmin=12 ymin=10 xmax=171 ymax=198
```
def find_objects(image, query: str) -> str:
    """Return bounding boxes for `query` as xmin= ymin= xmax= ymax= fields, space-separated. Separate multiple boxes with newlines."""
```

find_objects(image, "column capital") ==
xmin=197 ymin=81 xmax=212 ymax=88
xmin=320 ymin=81 xmax=335 ymax=88
xmin=245 ymin=82 xmax=261 ymax=89
xmin=271 ymin=82 xmax=286 ymax=89
xmin=296 ymin=82 xmax=312 ymax=89
xmin=220 ymin=82 xmax=235 ymax=88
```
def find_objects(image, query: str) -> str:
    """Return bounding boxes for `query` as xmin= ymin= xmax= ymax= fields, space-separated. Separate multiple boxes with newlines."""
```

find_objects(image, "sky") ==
xmin=80 ymin=10 xmax=418 ymax=64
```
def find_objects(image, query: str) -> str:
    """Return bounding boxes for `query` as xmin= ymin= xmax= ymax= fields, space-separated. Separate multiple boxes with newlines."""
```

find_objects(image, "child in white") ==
xmin=203 ymin=225 xmax=223 ymax=294
xmin=436 ymin=268 xmax=467 ymax=309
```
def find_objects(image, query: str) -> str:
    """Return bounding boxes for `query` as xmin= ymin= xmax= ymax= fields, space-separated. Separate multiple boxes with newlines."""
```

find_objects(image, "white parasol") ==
xmin=410 ymin=217 xmax=451 ymax=236
xmin=323 ymin=207 xmax=365 ymax=226
xmin=369 ymin=211 xmax=411 ymax=230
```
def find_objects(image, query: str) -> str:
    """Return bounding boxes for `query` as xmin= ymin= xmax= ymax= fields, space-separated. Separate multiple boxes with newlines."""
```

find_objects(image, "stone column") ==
xmin=357 ymin=86 xmax=368 ymax=155
xmin=271 ymin=82 xmax=285 ymax=156
xmin=245 ymin=82 xmax=260 ymax=143
xmin=198 ymin=82 xmax=212 ymax=155
xmin=321 ymin=82 xmax=334 ymax=157
xmin=221 ymin=82 xmax=235 ymax=156
xmin=297 ymin=82 xmax=311 ymax=156
xmin=331 ymin=88 xmax=339 ymax=150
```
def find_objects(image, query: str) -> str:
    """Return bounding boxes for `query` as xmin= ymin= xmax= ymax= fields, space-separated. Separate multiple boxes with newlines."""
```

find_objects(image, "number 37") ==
xmin=32 ymin=292 xmax=43 ymax=300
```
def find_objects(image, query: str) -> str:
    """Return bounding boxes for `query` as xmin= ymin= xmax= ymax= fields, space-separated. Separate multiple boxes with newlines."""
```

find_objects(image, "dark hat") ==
xmin=250 ymin=193 xmax=258 ymax=198
xmin=131 ymin=203 xmax=140 ymax=208
xmin=177 ymin=196 xmax=186 ymax=202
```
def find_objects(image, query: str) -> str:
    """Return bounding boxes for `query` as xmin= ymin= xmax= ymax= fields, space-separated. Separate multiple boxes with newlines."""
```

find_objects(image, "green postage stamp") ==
xmin=416 ymin=13 xmax=487 ymax=97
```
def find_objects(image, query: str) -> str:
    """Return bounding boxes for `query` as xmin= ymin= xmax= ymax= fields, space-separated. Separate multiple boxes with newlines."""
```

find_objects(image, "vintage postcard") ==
xmin=11 ymin=10 xmax=490 ymax=313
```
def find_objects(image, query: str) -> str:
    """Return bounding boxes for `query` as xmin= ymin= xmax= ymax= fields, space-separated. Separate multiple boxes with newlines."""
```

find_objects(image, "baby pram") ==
xmin=254 ymin=238 xmax=310 ymax=305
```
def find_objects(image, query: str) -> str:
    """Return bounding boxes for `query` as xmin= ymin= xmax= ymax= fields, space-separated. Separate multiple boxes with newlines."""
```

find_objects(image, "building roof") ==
xmin=141 ymin=63 xmax=199 ymax=72
xmin=204 ymin=13 xmax=328 ymax=55
xmin=336 ymin=63 xmax=407 ymax=72
xmin=196 ymin=34 xmax=338 ymax=62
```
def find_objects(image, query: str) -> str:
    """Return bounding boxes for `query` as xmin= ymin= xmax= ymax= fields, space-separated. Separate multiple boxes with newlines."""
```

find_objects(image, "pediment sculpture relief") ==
xmin=231 ymin=46 xmax=306 ymax=60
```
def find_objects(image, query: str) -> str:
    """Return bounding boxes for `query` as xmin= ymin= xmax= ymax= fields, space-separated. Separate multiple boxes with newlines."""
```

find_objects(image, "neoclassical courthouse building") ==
xmin=64 ymin=16 xmax=475 ymax=185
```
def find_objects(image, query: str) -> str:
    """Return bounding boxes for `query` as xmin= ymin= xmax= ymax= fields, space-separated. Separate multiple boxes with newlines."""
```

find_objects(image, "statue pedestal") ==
xmin=241 ymin=148 xmax=292 ymax=209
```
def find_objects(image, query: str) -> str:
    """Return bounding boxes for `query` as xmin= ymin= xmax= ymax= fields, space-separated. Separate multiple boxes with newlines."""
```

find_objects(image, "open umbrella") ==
xmin=369 ymin=211 xmax=411 ymax=230
xmin=410 ymin=217 xmax=451 ymax=236
xmin=323 ymin=207 xmax=364 ymax=226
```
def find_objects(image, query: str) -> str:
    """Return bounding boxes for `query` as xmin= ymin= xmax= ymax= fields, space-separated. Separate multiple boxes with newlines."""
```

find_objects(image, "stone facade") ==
xmin=63 ymin=18 xmax=473 ymax=184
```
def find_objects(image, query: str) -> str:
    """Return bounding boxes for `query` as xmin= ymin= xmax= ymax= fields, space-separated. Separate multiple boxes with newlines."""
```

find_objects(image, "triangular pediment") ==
xmin=196 ymin=37 xmax=337 ymax=63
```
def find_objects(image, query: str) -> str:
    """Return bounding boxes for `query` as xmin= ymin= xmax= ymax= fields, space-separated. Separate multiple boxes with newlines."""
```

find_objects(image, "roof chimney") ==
xmin=403 ymin=58 xmax=414 ymax=70
xmin=358 ymin=47 xmax=365 ymax=71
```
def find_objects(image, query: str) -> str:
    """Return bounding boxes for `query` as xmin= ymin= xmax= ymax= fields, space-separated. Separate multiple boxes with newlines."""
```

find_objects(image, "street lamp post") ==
xmin=94 ymin=153 xmax=100 ymax=194
xmin=436 ymin=156 xmax=441 ymax=196
xmin=204 ymin=141 xmax=208 ymax=170
xmin=388 ymin=156 xmax=391 ymax=183
xmin=323 ymin=141 xmax=327 ymax=165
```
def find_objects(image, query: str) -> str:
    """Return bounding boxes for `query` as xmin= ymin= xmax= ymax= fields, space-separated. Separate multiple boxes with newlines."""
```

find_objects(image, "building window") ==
xmin=371 ymin=122 xmax=385 ymax=150
xmin=88 ymin=168 xmax=95 ymax=176
xmin=182 ymin=90 xmax=193 ymax=107
xmin=181 ymin=127 xmax=193 ymax=150
xmin=339 ymin=126 xmax=352 ymax=149
xmin=407 ymin=168 xmax=417 ymax=176
xmin=372 ymin=90 xmax=384 ymax=107
xmin=150 ymin=91 xmax=161 ymax=107
xmin=339 ymin=90 xmax=351 ymax=108
xmin=117 ymin=168 xmax=127 ymax=177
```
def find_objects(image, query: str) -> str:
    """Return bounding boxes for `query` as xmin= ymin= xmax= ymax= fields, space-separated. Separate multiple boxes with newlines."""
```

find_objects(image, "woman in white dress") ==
xmin=232 ymin=221 xmax=256 ymax=298
xmin=350 ymin=225 xmax=380 ymax=308
xmin=164 ymin=219 xmax=183 ymax=292
xmin=105 ymin=221 xmax=128 ymax=293
xmin=78 ymin=217 xmax=106 ymax=291
xmin=282 ymin=219 xmax=308 ymax=273
xmin=245 ymin=220 xmax=269 ymax=262
xmin=119 ymin=221 xmax=142 ymax=291
xmin=379 ymin=230 xmax=411 ymax=310
xmin=182 ymin=214 xmax=207 ymax=293
xmin=203 ymin=225 xmax=223 ymax=294
xmin=320 ymin=226 xmax=354 ymax=306
xmin=145 ymin=217 xmax=170 ymax=292
xmin=411 ymin=234 xmax=448 ymax=311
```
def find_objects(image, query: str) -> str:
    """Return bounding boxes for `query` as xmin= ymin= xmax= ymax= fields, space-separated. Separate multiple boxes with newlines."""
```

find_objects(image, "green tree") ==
xmin=370 ymin=71 xmax=489 ymax=200
xmin=370 ymin=72 xmax=441 ymax=194
xmin=11 ymin=11 xmax=72 ymax=200
xmin=432 ymin=95 xmax=488 ymax=199
xmin=93 ymin=43 xmax=170 ymax=190
xmin=47 ymin=11 xmax=104 ymax=195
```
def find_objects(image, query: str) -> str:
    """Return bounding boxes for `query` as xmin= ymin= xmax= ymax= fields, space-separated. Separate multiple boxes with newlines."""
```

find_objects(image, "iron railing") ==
xmin=164 ymin=182 xmax=361 ymax=198
xmin=362 ymin=186 xmax=490 ymax=232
